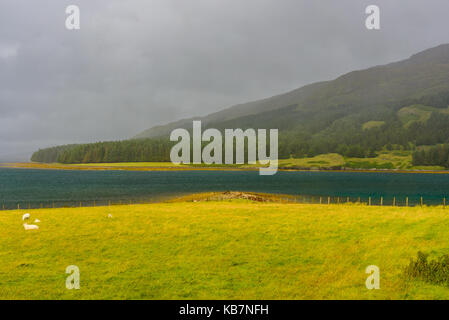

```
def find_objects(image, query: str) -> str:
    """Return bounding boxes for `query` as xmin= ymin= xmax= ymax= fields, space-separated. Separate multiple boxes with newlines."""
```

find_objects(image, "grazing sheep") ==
xmin=23 ymin=223 xmax=39 ymax=230
xmin=34 ymin=219 xmax=41 ymax=223
xmin=22 ymin=213 xmax=30 ymax=221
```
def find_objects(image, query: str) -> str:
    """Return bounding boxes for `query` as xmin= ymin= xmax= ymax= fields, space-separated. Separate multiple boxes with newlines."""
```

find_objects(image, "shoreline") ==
xmin=2 ymin=162 xmax=449 ymax=174
xmin=0 ymin=190 xmax=433 ymax=212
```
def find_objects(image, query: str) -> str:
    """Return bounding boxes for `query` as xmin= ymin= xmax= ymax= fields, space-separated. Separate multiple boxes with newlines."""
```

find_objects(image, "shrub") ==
xmin=404 ymin=251 xmax=449 ymax=286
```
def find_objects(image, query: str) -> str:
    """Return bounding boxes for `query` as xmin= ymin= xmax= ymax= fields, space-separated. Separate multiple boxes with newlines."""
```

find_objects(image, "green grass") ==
xmin=2 ymin=201 xmax=449 ymax=299
xmin=410 ymin=165 xmax=446 ymax=170
xmin=279 ymin=153 xmax=345 ymax=169
xmin=362 ymin=120 xmax=385 ymax=130
xmin=398 ymin=105 xmax=433 ymax=128
xmin=278 ymin=151 xmax=416 ymax=170
xmin=397 ymin=105 xmax=449 ymax=128
xmin=75 ymin=162 xmax=183 ymax=167
xmin=345 ymin=151 xmax=412 ymax=169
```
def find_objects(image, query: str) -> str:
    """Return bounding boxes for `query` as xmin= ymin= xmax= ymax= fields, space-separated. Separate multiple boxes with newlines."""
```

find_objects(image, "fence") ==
xmin=0 ymin=194 xmax=447 ymax=211
xmin=278 ymin=195 xmax=444 ymax=207
xmin=0 ymin=198 xmax=160 ymax=211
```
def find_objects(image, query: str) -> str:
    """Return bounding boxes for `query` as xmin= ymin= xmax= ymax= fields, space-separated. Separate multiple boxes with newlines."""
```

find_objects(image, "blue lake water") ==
xmin=1 ymin=168 xmax=449 ymax=208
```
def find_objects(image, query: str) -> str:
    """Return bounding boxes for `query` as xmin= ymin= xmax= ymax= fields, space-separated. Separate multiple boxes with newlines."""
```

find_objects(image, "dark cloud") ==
xmin=1 ymin=0 xmax=449 ymax=161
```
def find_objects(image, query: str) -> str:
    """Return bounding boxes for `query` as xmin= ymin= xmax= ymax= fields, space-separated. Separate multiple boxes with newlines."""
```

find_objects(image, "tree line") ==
xmin=31 ymin=139 xmax=173 ymax=163
xmin=412 ymin=145 xmax=449 ymax=168
xmin=31 ymin=111 xmax=449 ymax=164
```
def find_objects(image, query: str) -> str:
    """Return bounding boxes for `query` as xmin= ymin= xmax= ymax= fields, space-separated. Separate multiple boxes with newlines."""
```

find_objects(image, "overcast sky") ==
xmin=1 ymin=0 xmax=449 ymax=161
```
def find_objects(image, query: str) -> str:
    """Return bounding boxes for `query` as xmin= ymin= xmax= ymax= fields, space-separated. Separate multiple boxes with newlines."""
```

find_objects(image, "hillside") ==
xmin=32 ymin=44 xmax=449 ymax=164
xmin=135 ymin=44 xmax=449 ymax=140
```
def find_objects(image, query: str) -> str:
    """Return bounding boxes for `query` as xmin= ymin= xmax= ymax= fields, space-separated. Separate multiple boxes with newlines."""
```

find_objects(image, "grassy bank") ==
xmin=0 ymin=161 xmax=260 ymax=171
xmin=2 ymin=160 xmax=447 ymax=174
xmin=2 ymin=200 xmax=449 ymax=299
xmin=3 ymin=151 xmax=446 ymax=172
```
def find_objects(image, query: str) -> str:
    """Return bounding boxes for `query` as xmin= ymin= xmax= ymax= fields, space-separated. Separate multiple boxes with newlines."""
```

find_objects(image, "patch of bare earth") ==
xmin=171 ymin=191 xmax=295 ymax=203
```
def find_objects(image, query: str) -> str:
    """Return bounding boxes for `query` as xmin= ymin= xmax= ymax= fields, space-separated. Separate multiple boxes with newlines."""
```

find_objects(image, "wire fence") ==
xmin=1 ymin=194 xmax=447 ymax=211
xmin=0 ymin=198 xmax=160 ymax=211
xmin=279 ymin=195 xmax=441 ymax=207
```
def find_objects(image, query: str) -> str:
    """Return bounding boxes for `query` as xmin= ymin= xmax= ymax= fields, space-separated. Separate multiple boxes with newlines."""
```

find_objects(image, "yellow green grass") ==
xmin=2 ymin=200 xmax=449 ymax=299
xmin=278 ymin=153 xmax=345 ymax=169
xmin=397 ymin=105 xmax=449 ymax=128
xmin=398 ymin=105 xmax=433 ymax=128
xmin=362 ymin=120 xmax=385 ymax=130
xmin=278 ymin=152 xmax=421 ymax=170
xmin=2 ymin=162 xmax=261 ymax=171
xmin=345 ymin=151 xmax=413 ymax=169
xmin=76 ymin=162 xmax=183 ymax=167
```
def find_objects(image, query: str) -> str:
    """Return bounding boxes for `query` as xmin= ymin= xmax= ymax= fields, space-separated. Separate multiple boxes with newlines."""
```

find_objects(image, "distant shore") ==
xmin=0 ymin=162 xmax=259 ymax=172
xmin=2 ymin=161 xmax=449 ymax=174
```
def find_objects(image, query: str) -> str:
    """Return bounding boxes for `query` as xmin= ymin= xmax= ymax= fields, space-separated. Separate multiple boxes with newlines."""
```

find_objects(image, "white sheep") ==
xmin=23 ymin=223 xmax=39 ymax=230
xmin=22 ymin=213 xmax=30 ymax=221
xmin=34 ymin=219 xmax=41 ymax=223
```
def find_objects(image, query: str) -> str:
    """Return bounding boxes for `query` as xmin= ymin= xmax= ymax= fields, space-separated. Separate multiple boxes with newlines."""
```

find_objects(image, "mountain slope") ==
xmin=134 ymin=44 xmax=449 ymax=139
xmin=133 ymin=80 xmax=329 ymax=139
xmin=32 ymin=44 xmax=449 ymax=164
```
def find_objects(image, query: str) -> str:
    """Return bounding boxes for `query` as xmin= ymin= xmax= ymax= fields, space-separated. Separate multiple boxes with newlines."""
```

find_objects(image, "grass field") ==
xmin=280 ymin=151 xmax=445 ymax=171
xmin=76 ymin=162 xmax=184 ymax=167
xmin=345 ymin=151 xmax=413 ymax=170
xmin=2 ymin=200 xmax=449 ymax=299
xmin=277 ymin=153 xmax=345 ymax=169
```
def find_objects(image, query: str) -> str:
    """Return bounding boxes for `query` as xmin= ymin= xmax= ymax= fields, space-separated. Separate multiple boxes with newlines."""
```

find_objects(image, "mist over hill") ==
xmin=135 ymin=44 xmax=449 ymax=137
xmin=32 ymin=44 xmax=449 ymax=164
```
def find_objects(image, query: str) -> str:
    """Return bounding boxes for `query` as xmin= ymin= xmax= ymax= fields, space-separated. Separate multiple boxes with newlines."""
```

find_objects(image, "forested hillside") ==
xmin=32 ymin=44 xmax=449 ymax=164
xmin=31 ymin=145 xmax=79 ymax=163
xmin=412 ymin=144 xmax=449 ymax=168
xmin=32 ymin=139 xmax=172 ymax=163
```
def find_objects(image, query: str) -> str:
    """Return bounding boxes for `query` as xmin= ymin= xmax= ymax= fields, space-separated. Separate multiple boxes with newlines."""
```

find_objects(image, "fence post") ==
xmin=444 ymin=197 xmax=446 ymax=209
xmin=406 ymin=197 xmax=408 ymax=207
xmin=319 ymin=197 xmax=322 ymax=204
xmin=421 ymin=196 xmax=423 ymax=207
xmin=337 ymin=197 xmax=340 ymax=204
xmin=368 ymin=197 xmax=371 ymax=206
xmin=346 ymin=196 xmax=349 ymax=203
xmin=328 ymin=197 xmax=330 ymax=205
xmin=393 ymin=197 xmax=396 ymax=207
xmin=17 ymin=203 xmax=20 ymax=210
xmin=380 ymin=197 xmax=383 ymax=206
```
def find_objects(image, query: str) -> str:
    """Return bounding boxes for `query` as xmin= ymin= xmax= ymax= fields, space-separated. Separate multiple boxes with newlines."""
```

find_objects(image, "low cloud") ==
xmin=1 ymin=0 xmax=449 ymax=161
